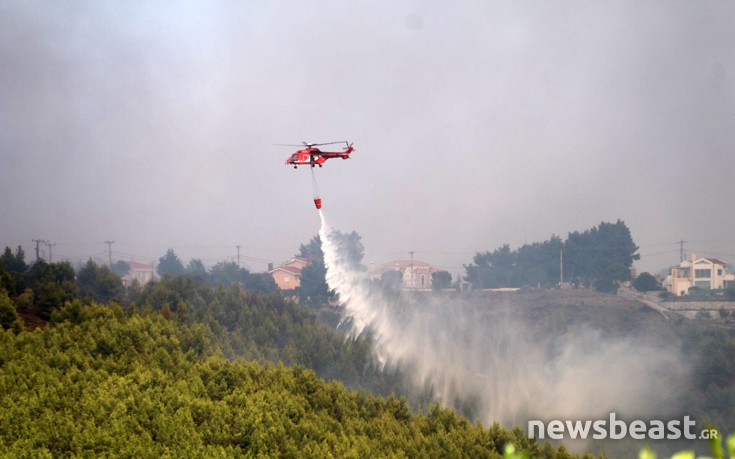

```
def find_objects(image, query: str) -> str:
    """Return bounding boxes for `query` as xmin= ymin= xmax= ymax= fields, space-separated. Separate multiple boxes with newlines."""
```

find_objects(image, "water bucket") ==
xmin=313 ymin=197 xmax=322 ymax=209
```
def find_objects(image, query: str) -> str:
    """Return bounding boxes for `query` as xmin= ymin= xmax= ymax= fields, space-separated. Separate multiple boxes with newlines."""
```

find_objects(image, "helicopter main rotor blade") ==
xmin=273 ymin=141 xmax=348 ymax=147
xmin=310 ymin=141 xmax=348 ymax=147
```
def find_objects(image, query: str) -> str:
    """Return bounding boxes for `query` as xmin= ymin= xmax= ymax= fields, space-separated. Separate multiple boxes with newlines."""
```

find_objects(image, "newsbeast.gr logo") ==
xmin=528 ymin=413 xmax=719 ymax=441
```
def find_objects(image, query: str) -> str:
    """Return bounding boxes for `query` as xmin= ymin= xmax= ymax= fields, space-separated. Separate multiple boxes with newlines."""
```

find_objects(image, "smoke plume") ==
xmin=319 ymin=211 xmax=687 ymax=429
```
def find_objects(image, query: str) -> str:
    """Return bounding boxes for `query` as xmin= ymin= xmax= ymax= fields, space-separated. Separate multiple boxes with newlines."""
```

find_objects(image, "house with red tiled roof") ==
xmin=664 ymin=253 xmax=735 ymax=296
xmin=268 ymin=257 xmax=309 ymax=290
xmin=369 ymin=259 xmax=439 ymax=290
xmin=120 ymin=260 xmax=156 ymax=288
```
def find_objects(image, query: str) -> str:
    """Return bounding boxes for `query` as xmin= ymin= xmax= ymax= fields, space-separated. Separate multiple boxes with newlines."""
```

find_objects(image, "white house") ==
xmin=369 ymin=259 xmax=440 ymax=290
xmin=664 ymin=253 xmax=735 ymax=296
xmin=120 ymin=260 xmax=156 ymax=288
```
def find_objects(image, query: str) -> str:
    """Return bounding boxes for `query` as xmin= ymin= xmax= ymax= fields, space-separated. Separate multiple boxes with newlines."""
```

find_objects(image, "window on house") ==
xmin=717 ymin=269 xmax=723 ymax=276
xmin=421 ymin=274 xmax=425 ymax=287
xmin=695 ymin=269 xmax=710 ymax=279
xmin=284 ymin=275 xmax=290 ymax=283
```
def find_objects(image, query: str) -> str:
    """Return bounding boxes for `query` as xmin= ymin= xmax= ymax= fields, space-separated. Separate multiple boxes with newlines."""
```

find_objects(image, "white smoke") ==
xmin=319 ymin=211 xmax=687 ymax=427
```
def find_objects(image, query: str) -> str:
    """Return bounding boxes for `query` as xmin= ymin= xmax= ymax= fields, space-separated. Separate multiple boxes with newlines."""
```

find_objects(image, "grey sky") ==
xmin=1 ymin=1 xmax=734 ymax=276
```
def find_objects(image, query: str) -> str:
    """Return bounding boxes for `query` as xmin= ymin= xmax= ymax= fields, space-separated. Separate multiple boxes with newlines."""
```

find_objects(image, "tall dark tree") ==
xmin=1 ymin=246 xmax=28 ymax=273
xmin=1 ymin=246 xmax=29 ymax=296
xmin=515 ymin=235 xmax=563 ymax=287
xmin=464 ymin=244 xmax=516 ymax=289
xmin=77 ymin=259 xmax=123 ymax=303
xmin=329 ymin=231 xmax=366 ymax=271
xmin=26 ymin=261 xmax=78 ymax=319
xmin=244 ymin=272 xmax=278 ymax=294
xmin=186 ymin=258 xmax=209 ymax=283
xmin=210 ymin=261 xmax=248 ymax=287
xmin=0 ymin=288 xmax=22 ymax=332
xmin=299 ymin=235 xmax=323 ymax=260
xmin=465 ymin=220 xmax=638 ymax=293
xmin=0 ymin=261 xmax=16 ymax=296
xmin=157 ymin=249 xmax=185 ymax=277
xmin=298 ymin=260 xmax=328 ymax=305
xmin=464 ymin=253 xmax=493 ymax=289
xmin=562 ymin=230 xmax=594 ymax=285
xmin=565 ymin=220 xmax=639 ymax=293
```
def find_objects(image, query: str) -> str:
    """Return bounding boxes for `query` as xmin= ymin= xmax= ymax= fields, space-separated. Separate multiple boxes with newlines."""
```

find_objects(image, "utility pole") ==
xmin=46 ymin=241 xmax=56 ymax=262
xmin=409 ymin=251 xmax=414 ymax=291
xmin=105 ymin=241 xmax=115 ymax=266
xmin=678 ymin=240 xmax=687 ymax=262
xmin=32 ymin=239 xmax=46 ymax=263
xmin=236 ymin=245 xmax=241 ymax=267
xmin=559 ymin=249 xmax=564 ymax=285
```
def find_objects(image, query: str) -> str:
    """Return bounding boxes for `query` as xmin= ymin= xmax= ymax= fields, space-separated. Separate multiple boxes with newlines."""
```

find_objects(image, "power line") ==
xmin=639 ymin=249 xmax=678 ymax=257
xmin=45 ymin=242 xmax=56 ymax=262
xmin=689 ymin=250 xmax=735 ymax=259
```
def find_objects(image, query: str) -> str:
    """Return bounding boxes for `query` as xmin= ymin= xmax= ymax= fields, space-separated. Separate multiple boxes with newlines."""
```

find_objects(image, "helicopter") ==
xmin=279 ymin=141 xmax=355 ymax=168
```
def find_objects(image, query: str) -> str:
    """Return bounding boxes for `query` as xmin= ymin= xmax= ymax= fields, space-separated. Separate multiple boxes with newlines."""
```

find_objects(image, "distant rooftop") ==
xmin=123 ymin=260 xmax=155 ymax=270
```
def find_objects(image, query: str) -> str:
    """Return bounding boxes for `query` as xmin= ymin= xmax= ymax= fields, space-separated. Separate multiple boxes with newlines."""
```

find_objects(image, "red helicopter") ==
xmin=279 ymin=141 xmax=355 ymax=168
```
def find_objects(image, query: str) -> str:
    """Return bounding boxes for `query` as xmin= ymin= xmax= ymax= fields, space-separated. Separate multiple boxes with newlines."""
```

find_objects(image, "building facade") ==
xmin=369 ymin=259 xmax=440 ymax=290
xmin=664 ymin=253 xmax=735 ymax=296
xmin=120 ymin=260 xmax=156 ymax=288
xmin=268 ymin=257 xmax=309 ymax=290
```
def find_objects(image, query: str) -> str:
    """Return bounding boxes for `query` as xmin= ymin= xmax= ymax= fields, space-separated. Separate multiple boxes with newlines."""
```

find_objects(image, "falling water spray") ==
xmin=318 ymin=210 xmax=688 ymax=432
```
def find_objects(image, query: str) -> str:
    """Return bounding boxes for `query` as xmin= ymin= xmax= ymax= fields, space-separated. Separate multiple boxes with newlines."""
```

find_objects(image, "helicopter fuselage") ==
xmin=285 ymin=146 xmax=353 ymax=168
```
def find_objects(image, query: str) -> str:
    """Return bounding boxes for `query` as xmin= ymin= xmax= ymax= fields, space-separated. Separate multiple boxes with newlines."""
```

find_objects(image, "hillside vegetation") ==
xmin=2 ymin=247 xmax=733 ymax=456
xmin=0 ymin=301 xmax=586 ymax=458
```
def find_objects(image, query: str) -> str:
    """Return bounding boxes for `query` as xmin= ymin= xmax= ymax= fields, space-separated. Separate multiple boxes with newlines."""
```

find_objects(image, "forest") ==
xmin=3 ymin=301 xmax=577 ymax=457
xmin=1 ymin=219 xmax=734 ymax=457
xmin=0 ymin=250 xmax=590 ymax=457
xmin=286 ymin=220 xmax=641 ymax=304
xmin=464 ymin=220 xmax=640 ymax=293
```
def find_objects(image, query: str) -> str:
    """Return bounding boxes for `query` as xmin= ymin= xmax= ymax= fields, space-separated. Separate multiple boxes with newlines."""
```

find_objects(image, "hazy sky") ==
xmin=2 ymin=1 xmax=734 ymax=276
